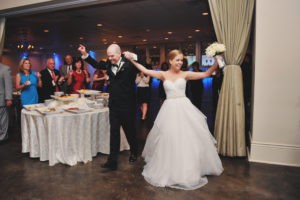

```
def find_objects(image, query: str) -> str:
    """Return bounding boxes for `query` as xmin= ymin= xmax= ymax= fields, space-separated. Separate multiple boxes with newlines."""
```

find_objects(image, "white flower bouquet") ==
xmin=205 ymin=42 xmax=226 ymax=68
xmin=205 ymin=42 xmax=226 ymax=57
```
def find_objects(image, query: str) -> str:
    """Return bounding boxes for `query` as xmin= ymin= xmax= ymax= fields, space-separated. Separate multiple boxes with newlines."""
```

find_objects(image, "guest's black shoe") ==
xmin=129 ymin=154 xmax=137 ymax=162
xmin=101 ymin=161 xmax=117 ymax=171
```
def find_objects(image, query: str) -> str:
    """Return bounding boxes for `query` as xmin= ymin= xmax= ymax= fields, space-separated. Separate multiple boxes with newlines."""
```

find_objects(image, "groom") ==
xmin=78 ymin=44 xmax=138 ymax=171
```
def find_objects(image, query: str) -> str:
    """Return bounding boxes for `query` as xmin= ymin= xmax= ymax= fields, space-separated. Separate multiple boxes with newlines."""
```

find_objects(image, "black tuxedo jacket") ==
xmin=85 ymin=55 xmax=138 ymax=110
xmin=39 ymin=68 xmax=60 ymax=102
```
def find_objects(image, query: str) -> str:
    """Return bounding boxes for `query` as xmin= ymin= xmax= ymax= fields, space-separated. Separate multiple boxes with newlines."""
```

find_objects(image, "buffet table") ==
xmin=21 ymin=107 xmax=130 ymax=166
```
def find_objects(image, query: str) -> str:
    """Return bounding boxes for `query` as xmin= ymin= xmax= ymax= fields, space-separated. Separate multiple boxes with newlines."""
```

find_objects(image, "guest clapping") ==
xmin=15 ymin=58 xmax=42 ymax=106
xmin=67 ymin=57 xmax=90 ymax=94
xmin=39 ymin=58 xmax=61 ymax=102
xmin=59 ymin=54 xmax=73 ymax=94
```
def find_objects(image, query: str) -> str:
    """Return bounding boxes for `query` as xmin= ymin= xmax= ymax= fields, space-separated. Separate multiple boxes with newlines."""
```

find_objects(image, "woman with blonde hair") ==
xmin=124 ymin=49 xmax=224 ymax=190
xmin=15 ymin=58 xmax=42 ymax=106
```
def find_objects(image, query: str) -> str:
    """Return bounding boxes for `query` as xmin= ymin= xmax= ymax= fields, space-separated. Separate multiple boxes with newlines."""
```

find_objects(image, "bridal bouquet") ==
xmin=205 ymin=42 xmax=226 ymax=68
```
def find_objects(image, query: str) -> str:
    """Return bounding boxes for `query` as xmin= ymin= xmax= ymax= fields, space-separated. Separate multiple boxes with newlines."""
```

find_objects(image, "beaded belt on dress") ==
xmin=167 ymin=96 xmax=186 ymax=99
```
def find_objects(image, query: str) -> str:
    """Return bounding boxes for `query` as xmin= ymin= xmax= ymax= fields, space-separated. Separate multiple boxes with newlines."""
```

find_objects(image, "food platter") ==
xmin=23 ymin=103 xmax=43 ymax=111
xmin=64 ymin=107 xmax=93 ymax=114
xmin=35 ymin=107 xmax=63 ymax=115
xmin=77 ymin=89 xmax=101 ymax=95
xmin=51 ymin=95 xmax=77 ymax=101
xmin=100 ymin=92 xmax=109 ymax=97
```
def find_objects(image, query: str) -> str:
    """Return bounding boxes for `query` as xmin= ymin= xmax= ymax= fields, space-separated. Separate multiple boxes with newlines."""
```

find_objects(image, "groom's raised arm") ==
xmin=78 ymin=44 xmax=106 ymax=70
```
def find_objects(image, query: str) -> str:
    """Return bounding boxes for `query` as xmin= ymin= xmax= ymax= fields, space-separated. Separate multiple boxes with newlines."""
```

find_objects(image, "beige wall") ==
xmin=250 ymin=0 xmax=300 ymax=166
xmin=0 ymin=0 xmax=52 ymax=10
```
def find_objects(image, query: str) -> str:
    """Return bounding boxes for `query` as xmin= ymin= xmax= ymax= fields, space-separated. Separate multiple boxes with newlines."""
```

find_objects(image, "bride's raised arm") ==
xmin=185 ymin=56 xmax=221 ymax=80
xmin=124 ymin=51 xmax=164 ymax=80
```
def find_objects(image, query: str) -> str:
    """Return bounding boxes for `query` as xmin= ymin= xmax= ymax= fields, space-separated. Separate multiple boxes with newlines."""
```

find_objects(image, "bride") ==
xmin=125 ymin=50 xmax=224 ymax=190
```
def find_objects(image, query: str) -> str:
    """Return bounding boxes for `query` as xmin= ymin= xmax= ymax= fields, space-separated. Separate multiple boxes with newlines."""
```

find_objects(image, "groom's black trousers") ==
xmin=108 ymin=107 xmax=138 ymax=163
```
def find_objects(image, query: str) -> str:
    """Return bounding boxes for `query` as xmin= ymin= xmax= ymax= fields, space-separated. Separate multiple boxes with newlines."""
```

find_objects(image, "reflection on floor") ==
xmin=0 ymin=84 xmax=299 ymax=200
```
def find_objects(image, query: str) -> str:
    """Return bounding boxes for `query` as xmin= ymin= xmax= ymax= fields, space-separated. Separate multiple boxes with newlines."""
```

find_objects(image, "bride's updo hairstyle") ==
xmin=168 ymin=49 xmax=183 ymax=64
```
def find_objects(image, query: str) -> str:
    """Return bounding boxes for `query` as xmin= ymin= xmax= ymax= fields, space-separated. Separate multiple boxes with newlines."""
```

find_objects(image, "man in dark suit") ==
xmin=39 ymin=58 xmax=61 ymax=102
xmin=59 ymin=54 xmax=73 ymax=94
xmin=78 ymin=44 xmax=138 ymax=171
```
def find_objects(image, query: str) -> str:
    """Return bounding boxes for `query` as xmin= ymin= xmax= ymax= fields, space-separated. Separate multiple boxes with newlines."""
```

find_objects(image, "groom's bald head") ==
xmin=107 ymin=44 xmax=122 ymax=64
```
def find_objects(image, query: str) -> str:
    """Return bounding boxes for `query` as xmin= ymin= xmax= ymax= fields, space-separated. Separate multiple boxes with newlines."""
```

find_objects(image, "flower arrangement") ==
xmin=205 ymin=42 xmax=226 ymax=58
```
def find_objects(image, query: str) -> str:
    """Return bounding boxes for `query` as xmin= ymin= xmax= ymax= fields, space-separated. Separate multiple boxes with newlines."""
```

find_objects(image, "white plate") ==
xmin=23 ymin=104 xmax=43 ymax=111
xmin=77 ymin=89 xmax=101 ymax=95
xmin=65 ymin=108 xmax=93 ymax=114
xmin=36 ymin=107 xmax=63 ymax=115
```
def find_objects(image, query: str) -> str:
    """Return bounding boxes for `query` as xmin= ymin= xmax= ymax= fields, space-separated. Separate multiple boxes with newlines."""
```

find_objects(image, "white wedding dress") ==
xmin=142 ymin=78 xmax=223 ymax=190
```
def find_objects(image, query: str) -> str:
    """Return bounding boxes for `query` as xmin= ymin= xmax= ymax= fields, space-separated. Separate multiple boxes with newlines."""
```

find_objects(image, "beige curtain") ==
xmin=0 ymin=17 xmax=5 ymax=58
xmin=208 ymin=0 xmax=254 ymax=156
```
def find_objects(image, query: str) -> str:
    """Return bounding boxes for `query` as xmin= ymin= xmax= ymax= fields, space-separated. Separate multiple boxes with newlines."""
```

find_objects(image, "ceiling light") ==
xmin=195 ymin=29 xmax=200 ymax=32
xmin=102 ymin=38 xmax=107 ymax=42
xmin=146 ymin=29 xmax=150 ymax=32
xmin=43 ymin=29 xmax=49 ymax=33
xmin=79 ymin=37 xmax=84 ymax=40
xmin=167 ymin=31 xmax=173 ymax=35
xmin=188 ymin=36 xmax=192 ymax=38
xmin=142 ymin=39 xmax=147 ymax=42
xmin=153 ymin=46 xmax=157 ymax=49
xmin=118 ymin=35 xmax=123 ymax=38
xmin=202 ymin=12 xmax=209 ymax=16
xmin=96 ymin=23 xmax=103 ymax=27
xmin=164 ymin=37 xmax=169 ymax=40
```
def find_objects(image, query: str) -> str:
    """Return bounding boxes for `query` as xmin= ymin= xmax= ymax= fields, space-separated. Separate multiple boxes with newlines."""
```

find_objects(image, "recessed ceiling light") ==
xmin=118 ymin=35 xmax=123 ymax=38
xmin=164 ymin=37 xmax=169 ymax=40
xmin=188 ymin=36 xmax=192 ymax=38
xmin=142 ymin=39 xmax=147 ymax=42
xmin=195 ymin=29 xmax=200 ymax=32
xmin=96 ymin=23 xmax=103 ymax=27
xmin=113 ymin=41 xmax=117 ymax=44
xmin=153 ymin=46 xmax=157 ymax=49
xmin=43 ymin=29 xmax=49 ymax=33
xmin=202 ymin=12 xmax=209 ymax=16
xmin=167 ymin=31 xmax=173 ymax=35
xmin=79 ymin=37 xmax=84 ymax=40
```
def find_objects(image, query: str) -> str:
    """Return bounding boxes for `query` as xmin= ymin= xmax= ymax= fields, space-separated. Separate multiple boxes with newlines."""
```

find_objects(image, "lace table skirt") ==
xmin=21 ymin=108 xmax=130 ymax=166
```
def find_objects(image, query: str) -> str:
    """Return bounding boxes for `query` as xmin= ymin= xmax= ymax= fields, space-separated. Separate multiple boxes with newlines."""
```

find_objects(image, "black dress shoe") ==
xmin=101 ymin=161 xmax=118 ymax=171
xmin=129 ymin=154 xmax=137 ymax=162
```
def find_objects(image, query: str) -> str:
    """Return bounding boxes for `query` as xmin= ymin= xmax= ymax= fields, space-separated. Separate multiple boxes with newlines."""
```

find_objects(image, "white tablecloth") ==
xmin=21 ymin=108 xmax=130 ymax=166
